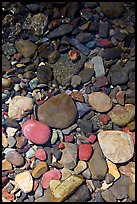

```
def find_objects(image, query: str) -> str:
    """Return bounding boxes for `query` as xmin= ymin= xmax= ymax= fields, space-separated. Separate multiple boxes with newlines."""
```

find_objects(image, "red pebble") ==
xmin=98 ymin=39 xmax=112 ymax=47
xmin=58 ymin=143 xmax=65 ymax=149
xmin=21 ymin=120 xmax=51 ymax=145
xmin=99 ymin=114 xmax=111 ymax=125
xmin=69 ymin=49 xmax=80 ymax=61
xmin=41 ymin=169 xmax=61 ymax=189
xmin=34 ymin=148 xmax=47 ymax=161
xmin=2 ymin=176 xmax=9 ymax=188
xmin=2 ymin=127 xmax=5 ymax=132
xmin=78 ymin=144 xmax=92 ymax=161
xmin=64 ymin=134 xmax=74 ymax=142
xmin=38 ymin=100 xmax=45 ymax=105
xmin=88 ymin=134 xmax=96 ymax=144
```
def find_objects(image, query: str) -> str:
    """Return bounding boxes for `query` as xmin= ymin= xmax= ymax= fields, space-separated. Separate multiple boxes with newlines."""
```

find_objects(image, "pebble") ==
xmin=21 ymin=119 xmax=51 ymax=145
xmin=93 ymin=76 xmax=109 ymax=88
xmin=90 ymin=56 xmax=105 ymax=77
xmin=109 ymin=174 xmax=132 ymax=200
xmin=2 ymin=78 xmax=13 ymax=90
xmin=38 ymin=93 xmax=77 ymax=129
xmin=48 ymin=24 xmax=73 ymax=39
xmin=85 ymin=41 xmax=96 ymax=49
xmin=15 ymin=171 xmax=33 ymax=193
xmin=5 ymin=150 xmax=25 ymax=167
xmin=32 ymin=162 xmax=48 ymax=179
xmin=88 ymin=134 xmax=97 ymax=144
xmin=106 ymin=159 xmax=120 ymax=181
xmin=76 ymin=102 xmax=91 ymax=118
xmin=78 ymin=68 xmax=94 ymax=83
xmin=128 ymin=183 xmax=135 ymax=201
xmin=58 ymin=142 xmax=77 ymax=169
xmin=34 ymin=148 xmax=47 ymax=161
xmin=104 ymin=47 xmax=123 ymax=60
xmin=6 ymin=127 xmax=17 ymax=137
xmin=108 ymin=104 xmax=135 ymax=126
xmin=52 ymin=145 xmax=62 ymax=160
xmin=50 ymin=175 xmax=84 ymax=202
xmin=35 ymin=183 xmax=43 ymax=200
xmin=98 ymin=130 xmax=134 ymax=163
xmin=2 ymin=133 xmax=8 ymax=148
xmin=77 ymin=119 xmax=93 ymax=134
xmin=41 ymin=169 xmax=61 ymax=189
xmin=16 ymin=135 xmax=27 ymax=149
xmin=70 ymin=37 xmax=90 ymax=56
xmin=71 ymin=75 xmax=82 ymax=88
xmin=74 ymin=161 xmax=87 ymax=174
xmin=7 ymin=136 xmax=16 ymax=147
xmin=2 ymin=187 xmax=14 ymax=201
xmin=64 ymin=134 xmax=75 ymax=143
xmin=37 ymin=65 xmax=52 ymax=84
xmin=101 ymin=189 xmax=117 ymax=202
xmin=105 ymin=173 xmax=115 ymax=184
xmin=78 ymin=144 xmax=92 ymax=161
xmin=88 ymin=142 xmax=108 ymax=180
xmin=2 ymin=159 xmax=12 ymax=171
xmin=99 ymin=22 xmax=109 ymax=38
xmin=62 ymin=124 xmax=77 ymax=135
xmin=26 ymin=148 xmax=36 ymax=158
xmin=119 ymin=161 xmax=135 ymax=183
xmin=8 ymin=96 xmax=33 ymax=120
xmin=15 ymin=39 xmax=37 ymax=58
xmin=68 ymin=49 xmax=80 ymax=61
xmin=89 ymin=92 xmax=112 ymax=112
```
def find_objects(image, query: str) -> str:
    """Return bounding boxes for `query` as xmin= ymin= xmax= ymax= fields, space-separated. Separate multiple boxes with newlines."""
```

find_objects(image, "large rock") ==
xmin=108 ymin=104 xmax=135 ymax=126
xmin=89 ymin=92 xmax=112 ymax=112
xmin=15 ymin=40 xmax=37 ymax=58
xmin=51 ymin=53 xmax=87 ymax=85
xmin=88 ymin=142 xmax=108 ymax=180
xmin=8 ymin=96 xmax=33 ymax=120
xmin=98 ymin=130 xmax=134 ymax=163
xmin=58 ymin=142 xmax=78 ymax=169
xmin=100 ymin=2 xmax=124 ymax=18
xmin=38 ymin=93 xmax=77 ymax=129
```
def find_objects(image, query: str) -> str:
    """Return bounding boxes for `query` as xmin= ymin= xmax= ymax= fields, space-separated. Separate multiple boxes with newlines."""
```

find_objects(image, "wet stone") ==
xmin=6 ymin=150 xmax=25 ymax=167
xmin=37 ymin=65 xmax=52 ymax=84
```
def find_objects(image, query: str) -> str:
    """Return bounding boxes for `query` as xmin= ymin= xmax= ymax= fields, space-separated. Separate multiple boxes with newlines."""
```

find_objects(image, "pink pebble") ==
xmin=88 ymin=134 xmax=97 ymax=144
xmin=98 ymin=39 xmax=112 ymax=47
xmin=41 ymin=169 xmax=61 ymax=189
xmin=78 ymin=144 xmax=92 ymax=161
xmin=21 ymin=120 xmax=51 ymax=145
xmin=34 ymin=148 xmax=47 ymax=160
xmin=58 ymin=143 xmax=65 ymax=149
xmin=64 ymin=134 xmax=74 ymax=142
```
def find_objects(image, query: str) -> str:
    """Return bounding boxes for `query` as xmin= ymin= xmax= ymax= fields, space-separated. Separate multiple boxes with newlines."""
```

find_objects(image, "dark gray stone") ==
xmin=76 ymin=32 xmax=93 ymax=43
xmin=99 ymin=22 xmax=109 ymax=38
xmin=70 ymin=38 xmax=90 ymax=56
xmin=37 ymin=65 xmax=52 ymax=84
xmin=101 ymin=189 xmax=117 ymax=202
xmin=76 ymin=102 xmax=91 ymax=118
xmin=48 ymin=24 xmax=73 ymax=39
xmin=77 ymin=119 xmax=93 ymax=133
xmin=104 ymin=47 xmax=123 ymax=60
xmin=78 ymin=68 xmax=94 ymax=83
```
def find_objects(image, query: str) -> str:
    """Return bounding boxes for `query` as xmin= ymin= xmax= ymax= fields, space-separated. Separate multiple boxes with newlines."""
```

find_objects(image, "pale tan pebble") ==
xmin=61 ymin=168 xmax=74 ymax=181
xmin=2 ymin=133 xmax=8 ymax=148
xmin=6 ymin=127 xmax=18 ymax=137
xmin=2 ymin=159 xmax=12 ymax=171
xmin=74 ymin=161 xmax=87 ymax=174
xmin=106 ymin=159 xmax=120 ymax=181
xmin=86 ymin=179 xmax=95 ymax=192
xmin=101 ymin=180 xmax=113 ymax=190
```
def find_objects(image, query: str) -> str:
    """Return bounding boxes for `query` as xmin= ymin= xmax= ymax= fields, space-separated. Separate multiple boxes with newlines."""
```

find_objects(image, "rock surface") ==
xmin=38 ymin=93 xmax=77 ymax=129
xmin=98 ymin=130 xmax=134 ymax=163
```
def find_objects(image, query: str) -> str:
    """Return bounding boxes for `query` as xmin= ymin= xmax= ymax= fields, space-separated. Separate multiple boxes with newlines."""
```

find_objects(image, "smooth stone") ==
xmin=29 ymin=78 xmax=39 ymax=89
xmin=99 ymin=22 xmax=109 ymax=38
xmin=15 ymin=171 xmax=33 ymax=193
xmin=32 ymin=162 xmax=48 ymax=178
xmin=51 ymin=129 xmax=58 ymax=145
xmin=51 ymin=53 xmax=87 ymax=85
xmin=16 ymin=135 xmax=27 ymax=149
xmin=108 ymin=104 xmax=135 ymax=126
xmin=23 ymin=71 xmax=36 ymax=80
xmin=2 ymin=133 xmax=8 ymax=148
xmin=2 ymin=54 xmax=11 ymax=73
xmin=58 ymin=142 xmax=77 ymax=169
xmin=76 ymin=102 xmax=91 ymax=118
xmin=6 ymin=127 xmax=17 ymax=137
xmin=69 ymin=37 xmax=90 ymax=56
xmin=50 ymin=175 xmax=84 ymax=202
xmin=41 ymin=169 xmax=61 ymax=189
xmin=66 ymin=184 xmax=91 ymax=202
xmin=98 ymin=130 xmax=134 ymax=163
xmin=105 ymin=173 xmax=115 ymax=184
xmin=21 ymin=119 xmax=51 ymax=145
xmin=71 ymin=75 xmax=82 ymax=88
xmin=119 ymin=162 xmax=135 ymax=183
xmin=90 ymin=56 xmax=105 ymax=77
xmin=8 ymin=96 xmax=33 ymax=120
xmin=89 ymin=92 xmax=112 ymax=112
xmin=85 ymin=41 xmax=96 ymax=49
xmin=7 ymin=137 xmax=16 ymax=147
xmin=15 ymin=40 xmax=37 ymax=58
xmin=62 ymin=124 xmax=77 ymax=135
xmin=76 ymin=32 xmax=93 ymax=43
xmin=2 ymin=159 xmax=12 ymax=171
xmin=6 ymin=150 xmax=25 ymax=167
xmin=88 ymin=142 xmax=108 ymax=180
xmin=2 ymin=78 xmax=13 ymax=90
xmin=101 ymin=189 xmax=117 ymax=202
xmin=109 ymin=174 xmax=132 ymax=200
xmin=74 ymin=161 xmax=87 ymax=174
xmin=77 ymin=119 xmax=93 ymax=134
xmin=38 ymin=93 xmax=77 ymax=129
xmin=26 ymin=148 xmax=36 ymax=158
xmin=64 ymin=134 xmax=75 ymax=143
xmin=61 ymin=168 xmax=74 ymax=181
xmin=44 ymin=147 xmax=52 ymax=166
xmin=106 ymin=159 xmax=120 ymax=181
xmin=35 ymin=148 xmax=47 ymax=161
xmin=78 ymin=144 xmax=92 ymax=161
xmin=48 ymin=24 xmax=73 ymax=39
xmin=78 ymin=68 xmax=94 ymax=83
xmin=104 ymin=47 xmax=123 ymax=60
xmin=100 ymin=2 xmax=124 ymax=18
xmin=37 ymin=65 xmax=52 ymax=84
xmin=82 ymin=168 xmax=91 ymax=179
xmin=128 ymin=183 xmax=135 ymax=201
xmin=35 ymin=184 xmax=44 ymax=200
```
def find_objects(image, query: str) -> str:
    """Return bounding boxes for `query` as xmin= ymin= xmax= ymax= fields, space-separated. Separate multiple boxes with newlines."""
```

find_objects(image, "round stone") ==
xmin=78 ymin=144 xmax=92 ymax=161
xmin=34 ymin=148 xmax=47 ymax=160
xmin=98 ymin=130 xmax=134 ymax=163
xmin=21 ymin=119 xmax=51 ymax=145
xmin=38 ymin=93 xmax=77 ymax=129
xmin=5 ymin=150 xmax=25 ymax=167
xmin=89 ymin=92 xmax=112 ymax=112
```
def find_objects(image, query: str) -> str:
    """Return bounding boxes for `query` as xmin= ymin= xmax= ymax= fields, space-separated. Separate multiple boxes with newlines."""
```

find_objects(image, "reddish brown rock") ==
xmin=68 ymin=49 xmax=80 ymax=61
xmin=34 ymin=148 xmax=47 ymax=161
xmin=71 ymin=91 xmax=84 ymax=102
xmin=78 ymin=144 xmax=93 ymax=161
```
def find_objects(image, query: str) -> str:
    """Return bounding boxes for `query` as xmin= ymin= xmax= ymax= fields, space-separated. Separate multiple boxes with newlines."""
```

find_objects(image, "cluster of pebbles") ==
xmin=2 ymin=2 xmax=135 ymax=202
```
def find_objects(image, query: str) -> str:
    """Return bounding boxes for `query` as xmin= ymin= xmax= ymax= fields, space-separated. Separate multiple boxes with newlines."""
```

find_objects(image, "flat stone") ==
xmin=15 ymin=40 xmax=37 ymax=58
xmin=48 ymin=24 xmax=73 ymax=39
xmin=109 ymin=174 xmax=132 ymax=200
xmin=101 ymin=189 xmax=117 ymax=202
xmin=74 ymin=161 xmax=87 ymax=174
xmin=38 ymin=93 xmax=77 ymax=129
xmin=26 ymin=148 xmax=36 ymax=158
xmin=2 ymin=159 xmax=12 ymax=171
xmin=34 ymin=148 xmax=47 ymax=161
xmin=58 ymin=142 xmax=78 ymax=170
xmin=50 ymin=175 xmax=84 ymax=202
xmin=100 ymin=2 xmax=124 ymax=18
xmin=99 ymin=22 xmax=109 ymax=38
xmin=76 ymin=102 xmax=91 ymax=118
xmin=70 ymin=37 xmax=90 ymax=56
xmin=119 ymin=162 xmax=135 ymax=183
xmin=106 ymin=159 xmax=120 ymax=181
xmin=93 ymin=76 xmax=109 ymax=88
xmin=8 ymin=96 xmax=33 ymax=120
xmin=34 ymin=188 xmax=54 ymax=202
xmin=32 ymin=162 xmax=48 ymax=179
xmin=90 ymin=56 xmax=105 ymax=77
xmin=71 ymin=91 xmax=84 ymax=103
xmin=88 ymin=142 xmax=108 ymax=180
xmin=108 ymin=104 xmax=135 ymax=126
xmin=51 ymin=53 xmax=87 ymax=85
xmin=21 ymin=119 xmax=51 ymax=145
xmin=6 ymin=150 xmax=25 ymax=167
xmin=89 ymin=92 xmax=112 ymax=112
xmin=98 ymin=130 xmax=134 ymax=163
xmin=15 ymin=171 xmax=33 ymax=193
xmin=77 ymin=119 xmax=93 ymax=134
xmin=62 ymin=124 xmax=77 ymax=135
